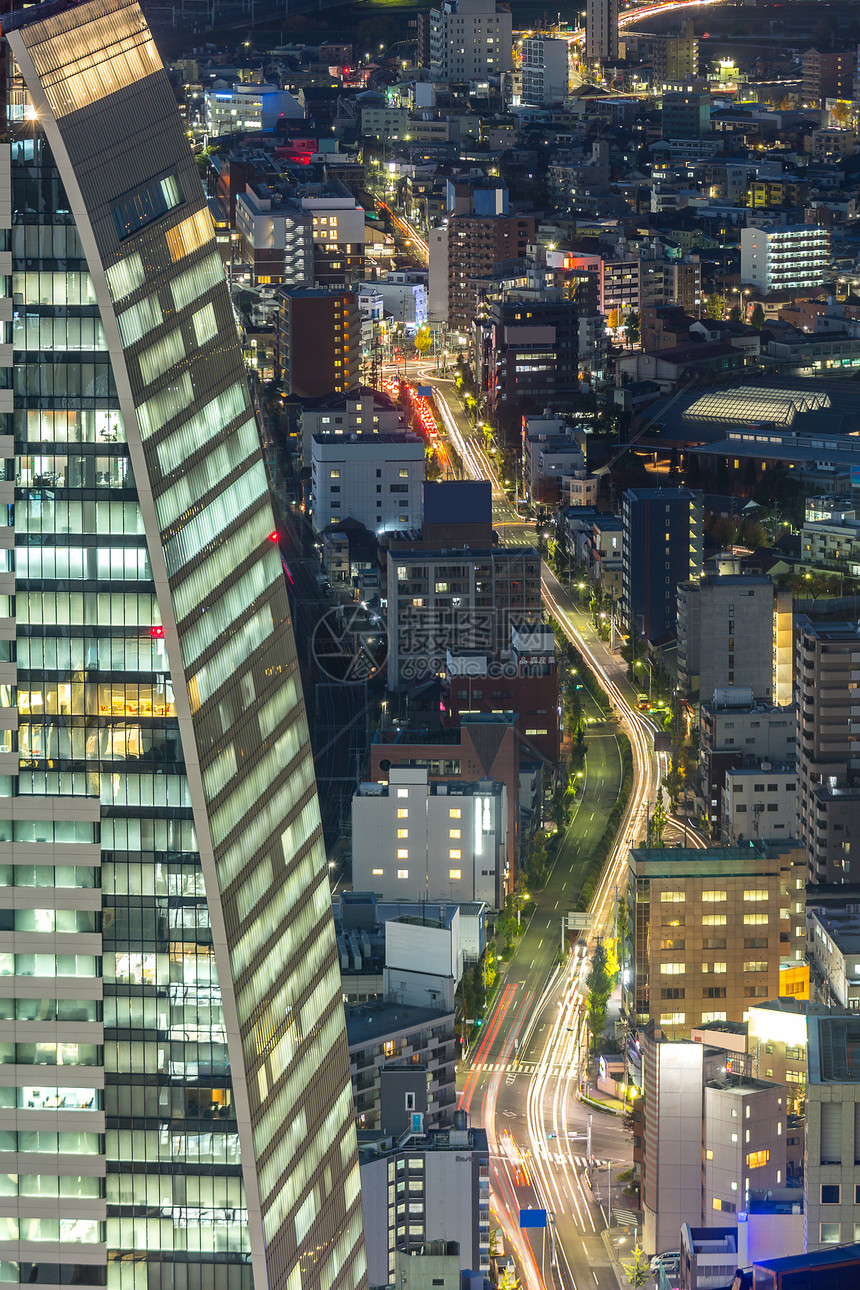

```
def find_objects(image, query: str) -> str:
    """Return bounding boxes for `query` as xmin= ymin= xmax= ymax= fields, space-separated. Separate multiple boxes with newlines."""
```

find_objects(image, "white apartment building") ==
xmin=428 ymin=0 xmax=513 ymax=82
xmin=521 ymin=36 xmax=569 ymax=106
xmin=310 ymin=433 xmax=425 ymax=533
xmin=360 ymin=105 xmax=409 ymax=141
xmin=358 ymin=271 xmax=428 ymax=329
xmin=235 ymin=187 xmax=364 ymax=288
xmin=722 ymin=765 xmax=797 ymax=844
xmin=352 ymin=768 xmax=508 ymax=908
xmin=740 ymin=224 xmax=830 ymax=292
xmin=585 ymin=0 xmax=619 ymax=62
xmin=805 ymin=1015 xmax=860 ymax=1250
xmin=204 ymin=82 xmax=304 ymax=134
xmin=359 ymin=1117 xmax=490 ymax=1284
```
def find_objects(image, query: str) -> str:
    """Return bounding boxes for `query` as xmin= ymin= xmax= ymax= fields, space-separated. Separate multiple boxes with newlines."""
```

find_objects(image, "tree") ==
xmin=620 ymin=1244 xmax=652 ymax=1288
xmin=607 ymin=308 xmax=620 ymax=330
xmin=750 ymin=301 xmax=766 ymax=330
xmin=705 ymin=292 xmax=725 ymax=320
xmin=624 ymin=311 xmax=641 ymax=346
xmin=413 ymin=324 xmax=432 ymax=354
xmin=728 ymin=303 xmax=742 ymax=323
xmin=831 ymin=100 xmax=852 ymax=128
xmin=497 ymin=1273 xmax=521 ymax=1290
xmin=585 ymin=940 xmax=614 ymax=1051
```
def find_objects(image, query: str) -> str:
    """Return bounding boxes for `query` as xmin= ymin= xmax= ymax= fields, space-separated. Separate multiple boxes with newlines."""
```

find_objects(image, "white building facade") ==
xmin=521 ymin=36 xmax=569 ymax=105
xmin=310 ymin=433 xmax=425 ymax=533
xmin=352 ymin=768 xmax=508 ymax=907
xmin=428 ymin=0 xmax=513 ymax=82
xmin=741 ymin=224 xmax=830 ymax=292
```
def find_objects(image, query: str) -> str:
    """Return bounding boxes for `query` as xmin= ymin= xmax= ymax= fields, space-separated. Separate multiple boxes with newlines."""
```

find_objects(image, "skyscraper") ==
xmin=0 ymin=5 xmax=366 ymax=1290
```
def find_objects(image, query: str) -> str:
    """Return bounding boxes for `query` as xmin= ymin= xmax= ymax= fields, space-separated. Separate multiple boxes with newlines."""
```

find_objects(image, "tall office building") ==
xmin=0 ymin=6 xmax=365 ymax=1290
xmin=585 ymin=0 xmax=618 ymax=63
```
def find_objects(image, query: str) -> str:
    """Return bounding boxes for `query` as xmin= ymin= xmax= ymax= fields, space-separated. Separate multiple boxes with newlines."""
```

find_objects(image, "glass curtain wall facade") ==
xmin=0 ymin=5 xmax=365 ymax=1290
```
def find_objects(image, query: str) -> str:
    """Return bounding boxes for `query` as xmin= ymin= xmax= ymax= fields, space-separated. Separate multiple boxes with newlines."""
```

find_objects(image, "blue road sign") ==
xmin=519 ymin=1209 xmax=547 ymax=1230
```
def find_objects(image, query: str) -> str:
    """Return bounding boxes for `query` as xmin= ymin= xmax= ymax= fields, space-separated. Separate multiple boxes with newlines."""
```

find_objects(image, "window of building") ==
xmin=659 ymin=963 xmax=686 ymax=975
xmin=397 ymin=870 xmax=408 ymax=880
xmin=449 ymin=829 xmax=461 ymax=839
xmin=449 ymin=869 xmax=461 ymax=880
xmin=660 ymin=891 xmax=685 ymax=903
xmin=821 ymin=1184 xmax=841 ymax=1204
xmin=397 ymin=849 xmax=408 ymax=859
xmin=449 ymin=850 xmax=461 ymax=860
xmin=397 ymin=809 xmax=408 ymax=819
xmin=820 ymin=1223 xmax=841 ymax=1245
xmin=397 ymin=788 xmax=409 ymax=798
xmin=744 ymin=914 xmax=768 ymax=925
xmin=450 ymin=809 xmax=461 ymax=819
xmin=747 ymin=1149 xmax=769 ymax=1169
xmin=702 ymin=890 xmax=727 ymax=902
xmin=397 ymin=829 xmax=408 ymax=839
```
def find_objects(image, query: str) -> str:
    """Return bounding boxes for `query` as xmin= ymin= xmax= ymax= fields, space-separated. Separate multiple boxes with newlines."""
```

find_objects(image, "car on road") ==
xmin=650 ymin=1251 xmax=680 ymax=1273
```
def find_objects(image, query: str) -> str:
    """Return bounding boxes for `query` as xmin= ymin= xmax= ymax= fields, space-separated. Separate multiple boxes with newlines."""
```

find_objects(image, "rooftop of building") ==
xmin=311 ymin=432 xmax=423 ymax=447
xmin=630 ymin=839 xmax=803 ymax=874
xmin=724 ymin=763 xmax=795 ymax=776
xmin=373 ymin=712 xmax=517 ymax=746
xmin=808 ymin=906 xmax=860 ymax=955
xmin=795 ymin=617 xmax=860 ymax=642
xmin=753 ymin=1243 xmax=860 ymax=1274
xmin=355 ymin=775 xmax=501 ymax=798
xmin=422 ymin=479 xmax=492 ymax=525
xmin=808 ymin=1014 xmax=860 ymax=1084
xmin=345 ymin=1001 xmax=454 ymax=1048
xmin=357 ymin=1120 xmax=489 ymax=1159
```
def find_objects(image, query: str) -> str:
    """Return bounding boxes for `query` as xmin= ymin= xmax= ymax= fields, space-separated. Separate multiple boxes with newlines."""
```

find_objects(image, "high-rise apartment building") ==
xmin=520 ymin=36 xmax=569 ymax=106
xmin=795 ymin=618 xmax=860 ymax=884
xmin=622 ymin=487 xmax=703 ymax=645
xmin=424 ymin=0 xmax=513 ymax=82
xmin=444 ymin=213 xmax=536 ymax=330
xmin=0 ymin=6 xmax=366 ymax=1290
xmin=677 ymin=572 xmax=793 ymax=706
xmin=740 ymin=224 xmax=830 ymax=293
xmin=585 ymin=0 xmax=618 ymax=62
xmin=275 ymin=287 xmax=361 ymax=397
xmin=652 ymin=21 xmax=699 ymax=85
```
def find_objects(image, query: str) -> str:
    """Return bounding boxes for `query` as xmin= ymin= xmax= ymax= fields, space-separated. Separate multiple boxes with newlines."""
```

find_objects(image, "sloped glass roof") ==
xmin=684 ymin=386 xmax=831 ymax=425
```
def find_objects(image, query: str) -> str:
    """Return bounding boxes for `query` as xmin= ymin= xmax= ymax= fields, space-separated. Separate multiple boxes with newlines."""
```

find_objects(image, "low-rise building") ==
xmin=310 ymin=432 xmax=425 ymax=533
xmin=371 ymin=714 xmax=521 ymax=892
xmin=352 ymin=767 xmax=508 ymax=908
xmin=639 ymin=1022 xmax=788 ymax=1256
xmin=722 ymin=764 xmax=797 ymax=845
